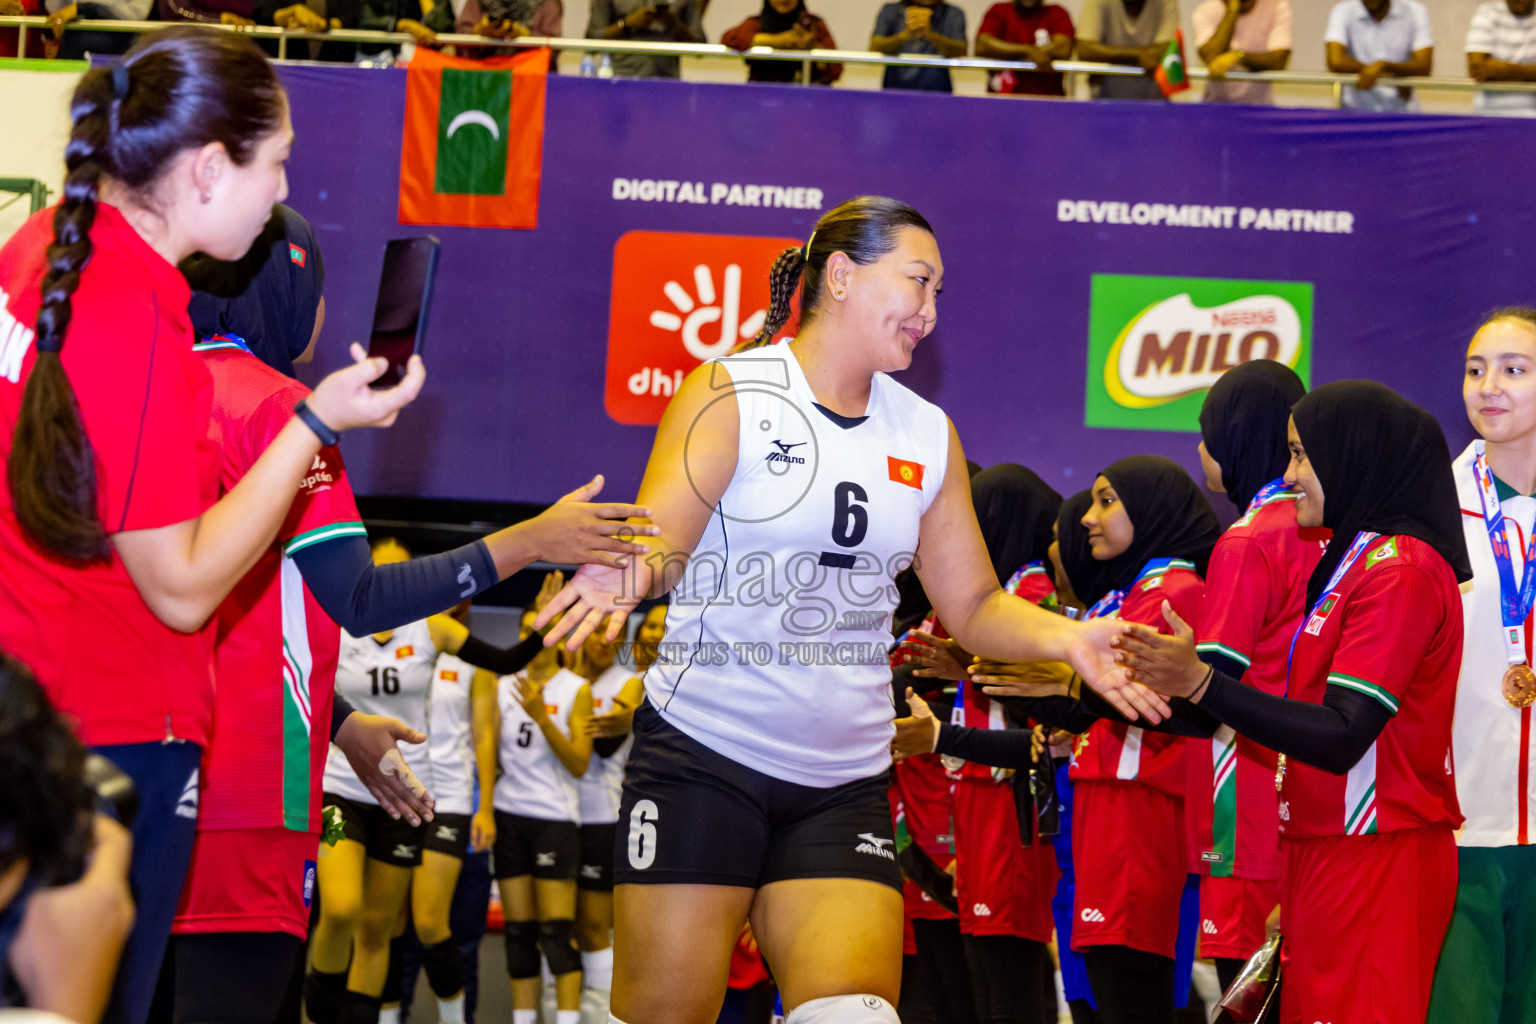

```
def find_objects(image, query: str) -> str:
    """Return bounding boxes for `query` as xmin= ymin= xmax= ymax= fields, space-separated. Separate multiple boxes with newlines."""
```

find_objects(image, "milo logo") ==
xmin=1085 ymin=274 xmax=1313 ymax=432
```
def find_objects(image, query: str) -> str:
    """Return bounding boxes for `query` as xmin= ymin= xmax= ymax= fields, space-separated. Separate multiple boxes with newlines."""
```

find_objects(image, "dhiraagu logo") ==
xmin=1085 ymin=274 xmax=1313 ymax=432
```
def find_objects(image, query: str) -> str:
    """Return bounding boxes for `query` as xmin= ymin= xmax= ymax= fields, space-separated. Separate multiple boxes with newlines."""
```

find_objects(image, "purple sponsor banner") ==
xmin=284 ymin=66 xmax=1531 ymax=507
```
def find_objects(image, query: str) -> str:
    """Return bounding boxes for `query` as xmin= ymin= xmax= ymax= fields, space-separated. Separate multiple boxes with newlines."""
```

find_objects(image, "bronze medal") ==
xmin=1274 ymin=753 xmax=1286 ymax=793
xmin=1503 ymin=664 xmax=1536 ymax=709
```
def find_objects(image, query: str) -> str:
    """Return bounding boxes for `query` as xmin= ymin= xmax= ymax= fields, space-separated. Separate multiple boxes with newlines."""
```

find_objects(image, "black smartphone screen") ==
xmin=366 ymin=236 xmax=440 ymax=389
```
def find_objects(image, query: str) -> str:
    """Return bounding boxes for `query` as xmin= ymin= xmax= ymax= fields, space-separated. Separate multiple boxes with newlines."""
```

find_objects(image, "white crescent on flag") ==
xmin=446 ymin=109 xmax=501 ymax=140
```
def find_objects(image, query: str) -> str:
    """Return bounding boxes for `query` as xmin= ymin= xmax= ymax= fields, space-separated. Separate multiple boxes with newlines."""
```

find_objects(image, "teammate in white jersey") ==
xmin=536 ymin=197 xmax=1133 ymax=1024
xmin=313 ymin=540 xmax=549 ymax=1024
xmin=572 ymin=629 xmax=647 ymax=999
xmin=495 ymin=602 xmax=595 ymax=1024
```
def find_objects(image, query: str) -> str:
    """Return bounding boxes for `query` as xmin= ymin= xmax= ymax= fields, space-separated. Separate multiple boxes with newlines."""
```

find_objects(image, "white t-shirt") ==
xmin=1453 ymin=442 xmax=1536 ymax=846
xmin=576 ymin=664 xmax=638 ymax=825
xmin=324 ymin=621 xmax=437 ymax=806
xmin=644 ymin=344 xmax=950 ymax=787
xmin=1324 ymin=0 xmax=1432 ymax=111
xmin=1466 ymin=0 xmax=1536 ymax=113
xmin=495 ymin=668 xmax=587 ymax=823
xmin=428 ymin=653 xmax=476 ymax=816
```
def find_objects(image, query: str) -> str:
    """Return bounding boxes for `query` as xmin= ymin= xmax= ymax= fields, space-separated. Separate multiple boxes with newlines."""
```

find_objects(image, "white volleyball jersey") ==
xmin=324 ymin=620 xmax=437 ymax=806
xmin=645 ymin=344 xmax=949 ymax=787
xmin=577 ymin=664 xmax=638 ymax=825
xmin=428 ymin=653 xmax=476 ymax=816
xmin=1452 ymin=443 xmax=1536 ymax=847
xmin=495 ymin=667 xmax=587 ymax=823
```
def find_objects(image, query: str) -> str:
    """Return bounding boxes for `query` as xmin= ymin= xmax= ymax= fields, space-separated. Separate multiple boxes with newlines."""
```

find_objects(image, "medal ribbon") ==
xmin=1083 ymin=557 xmax=1189 ymax=621
xmin=1245 ymin=477 xmax=1292 ymax=517
xmin=1473 ymin=441 xmax=1536 ymax=668
xmin=1285 ymin=529 xmax=1380 ymax=696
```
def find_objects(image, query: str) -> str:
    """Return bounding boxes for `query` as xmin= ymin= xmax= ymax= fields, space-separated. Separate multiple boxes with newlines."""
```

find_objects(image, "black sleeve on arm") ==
xmin=330 ymin=694 xmax=356 ymax=743
xmin=935 ymin=723 xmax=1036 ymax=770
xmin=993 ymin=693 xmax=1101 ymax=734
xmin=1075 ymin=683 xmax=1219 ymax=738
xmin=456 ymin=633 xmax=544 ymax=676
xmin=292 ymin=534 xmax=499 ymax=637
xmin=1196 ymin=671 xmax=1393 ymax=774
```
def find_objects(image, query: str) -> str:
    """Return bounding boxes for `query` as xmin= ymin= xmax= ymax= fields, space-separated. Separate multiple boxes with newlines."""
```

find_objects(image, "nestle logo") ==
xmin=1210 ymin=309 xmax=1276 ymax=328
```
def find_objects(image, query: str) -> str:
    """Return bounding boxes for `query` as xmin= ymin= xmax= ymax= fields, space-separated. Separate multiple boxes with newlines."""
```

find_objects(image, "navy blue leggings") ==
xmin=95 ymin=742 xmax=203 ymax=1024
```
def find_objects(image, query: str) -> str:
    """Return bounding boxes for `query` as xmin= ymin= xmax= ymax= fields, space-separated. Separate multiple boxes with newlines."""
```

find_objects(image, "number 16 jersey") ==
xmin=645 ymin=344 xmax=949 ymax=788
xmin=323 ymin=620 xmax=437 ymax=806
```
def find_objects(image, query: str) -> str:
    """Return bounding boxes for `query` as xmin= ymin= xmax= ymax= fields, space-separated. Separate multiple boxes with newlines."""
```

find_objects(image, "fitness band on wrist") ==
xmin=294 ymin=399 xmax=340 ymax=447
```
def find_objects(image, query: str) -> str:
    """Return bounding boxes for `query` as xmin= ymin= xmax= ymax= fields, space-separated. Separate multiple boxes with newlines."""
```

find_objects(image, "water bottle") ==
xmin=598 ymin=53 xmax=614 ymax=78
xmin=579 ymin=52 xmax=595 ymax=76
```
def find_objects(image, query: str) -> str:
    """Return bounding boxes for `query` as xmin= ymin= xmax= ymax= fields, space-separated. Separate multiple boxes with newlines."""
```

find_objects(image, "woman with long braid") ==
xmin=0 ymin=27 xmax=424 ymax=1024
xmin=534 ymin=196 xmax=1132 ymax=1024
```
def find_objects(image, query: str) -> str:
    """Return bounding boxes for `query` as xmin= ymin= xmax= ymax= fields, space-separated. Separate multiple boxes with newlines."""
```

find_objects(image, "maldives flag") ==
xmin=398 ymin=46 xmax=549 ymax=229
xmin=1154 ymin=30 xmax=1190 ymax=98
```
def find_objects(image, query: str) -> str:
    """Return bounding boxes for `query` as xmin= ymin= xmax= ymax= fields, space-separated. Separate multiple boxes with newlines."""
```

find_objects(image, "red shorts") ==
xmin=953 ymin=778 xmax=1058 ymax=941
xmin=1071 ymin=780 xmax=1185 ymax=958
xmin=1279 ymin=825 xmax=1456 ymax=1024
xmin=173 ymin=826 xmax=320 ymax=938
xmin=1199 ymin=875 xmax=1279 ymax=960
xmin=902 ymin=849 xmax=956 ymax=939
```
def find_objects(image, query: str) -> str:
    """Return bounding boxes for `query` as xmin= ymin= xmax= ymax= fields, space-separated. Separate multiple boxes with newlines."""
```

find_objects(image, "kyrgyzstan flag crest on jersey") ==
xmin=889 ymin=457 xmax=925 ymax=490
xmin=398 ymin=46 xmax=549 ymax=229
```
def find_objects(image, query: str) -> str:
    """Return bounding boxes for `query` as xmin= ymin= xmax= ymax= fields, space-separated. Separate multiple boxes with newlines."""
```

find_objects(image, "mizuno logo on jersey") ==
xmin=972 ymin=903 xmax=992 ymax=917
xmin=393 ymin=844 xmax=418 ymax=859
xmin=1202 ymin=919 xmax=1219 ymax=934
xmin=175 ymin=769 xmax=201 ymax=820
xmin=1080 ymin=908 xmax=1106 ymax=923
xmin=435 ymin=826 xmax=459 ymax=842
xmin=765 ymin=440 xmax=806 ymax=465
xmin=854 ymin=833 xmax=895 ymax=860
xmin=536 ymin=851 xmax=557 ymax=867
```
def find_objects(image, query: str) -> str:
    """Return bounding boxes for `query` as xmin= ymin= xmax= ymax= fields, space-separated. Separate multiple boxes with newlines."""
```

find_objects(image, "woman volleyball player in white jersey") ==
xmin=536 ymin=196 xmax=1131 ymax=1024
xmin=495 ymin=599 xmax=595 ymax=1024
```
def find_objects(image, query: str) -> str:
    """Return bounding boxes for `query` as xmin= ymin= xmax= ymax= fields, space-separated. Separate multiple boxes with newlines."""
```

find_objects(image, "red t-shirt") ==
xmin=1280 ymin=534 xmax=1464 ymax=840
xmin=1070 ymin=564 xmax=1203 ymax=796
xmin=979 ymin=2 xmax=1075 ymax=96
xmin=1189 ymin=494 xmax=1326 ymax=880
xmin=195 ymin=343 xmax=365 ymax=834
xmin=0 ymin=205 xmax=219 ymax=747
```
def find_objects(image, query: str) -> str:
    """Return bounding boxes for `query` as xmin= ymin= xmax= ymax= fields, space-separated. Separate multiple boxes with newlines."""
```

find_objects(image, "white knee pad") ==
xmin=784 ymin=994 xmax=901 ymax=1024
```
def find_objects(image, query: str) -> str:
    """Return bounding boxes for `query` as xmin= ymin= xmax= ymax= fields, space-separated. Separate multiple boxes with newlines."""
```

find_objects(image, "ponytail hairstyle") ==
xmin=738 ymin=195 xmax=935 ymax=351
xmin=10 ymin=26 xmax=285 ymax=562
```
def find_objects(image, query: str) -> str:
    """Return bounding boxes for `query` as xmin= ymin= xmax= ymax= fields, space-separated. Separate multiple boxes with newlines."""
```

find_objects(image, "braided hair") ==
xmin=738 ymin=195 xmax=935 ymax=351
xmin=9 ymin=26 xmax=285 ymax=562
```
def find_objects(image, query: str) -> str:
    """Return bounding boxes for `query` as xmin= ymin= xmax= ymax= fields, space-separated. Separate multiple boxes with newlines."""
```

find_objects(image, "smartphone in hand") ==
xmin=366 ymin=236 xmax=440 ymax=390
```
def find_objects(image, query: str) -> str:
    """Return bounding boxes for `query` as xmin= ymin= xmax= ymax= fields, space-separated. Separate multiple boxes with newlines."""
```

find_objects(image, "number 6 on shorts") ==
xmin=628 ymin=799 xmax=659 ymax=869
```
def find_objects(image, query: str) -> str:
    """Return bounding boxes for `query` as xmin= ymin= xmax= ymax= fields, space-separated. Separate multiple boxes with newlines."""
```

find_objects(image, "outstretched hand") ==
xmin=969 ymin=658 xmax=1074 ymax=698
xmin=534 ymin=560 xmax=650 ymax=651
xmin=900 ymin=630 xmax=973 ymax=681
xmin=891 ymin=687 xmax=942 ymax=762
xmin=335 ymin=712 xmax=435 ymax=824
xmin=522 ymin=476 xmax=658 ymax=570
xmin=1066 ymin=617 xmax=1173 ymax=724
xmin=1111 ymin=601 xmax=1209 ymax=700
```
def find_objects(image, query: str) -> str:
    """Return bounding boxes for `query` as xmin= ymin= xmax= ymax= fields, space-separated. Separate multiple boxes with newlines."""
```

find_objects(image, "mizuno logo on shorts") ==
xmin=972 ymin=904 xmax=992 ymax=916
xmin=393 ymin=844 xmax=418 ymax=858
xmin=537 ymin=852 xmax=557 ymax=867
xmin=436 ymin=826 xmax=459 ymax=841
xmin=1080 ymin=908 xmax=1106 ymax=923
xmin=581 ymin=865 xmax=602 ymax=879
xmin=854 ymin=833 xmax=895 ymax=861
xmin=1203 ymin=919 xmax=1219 ymax=934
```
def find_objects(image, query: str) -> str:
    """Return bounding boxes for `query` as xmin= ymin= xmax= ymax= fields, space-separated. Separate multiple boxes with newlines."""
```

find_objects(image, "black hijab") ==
xmin=1057 ymin=489 xmax=1115 ymax=608
xmin=1292 ymin=381 xmax=1473 ymax=609
xmin=1199 ymin=360 xmax=1306 ymax=511
xmin=1098 ymin=456 xmax=1222 ymax=592
xmin=972 ymin=464 xmax=1062 ymax=587
xmin=759 ymin=0 xmax=806 ymax=32
xmin=181 ymin=204 xmax=326 ymax=379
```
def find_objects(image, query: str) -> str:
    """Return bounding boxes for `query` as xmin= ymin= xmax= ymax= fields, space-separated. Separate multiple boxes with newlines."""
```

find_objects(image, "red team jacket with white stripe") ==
xmin=1280 ymin=534 xmax=1463 ymax=840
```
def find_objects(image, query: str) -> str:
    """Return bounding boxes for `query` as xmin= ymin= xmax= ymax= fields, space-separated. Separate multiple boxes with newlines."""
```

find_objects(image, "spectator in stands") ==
xmin=42 ymin=0 xmax=153 ymax=58
xmin=1075 ymin=0 xmax=1179 ymax=99
xmin=1324 ymin=0 xmax=1432 ymax=111
xmin=1466 ymin=0 xmax=1536 ymax=115
xmin=0 ymin=0 xmax=48 ymax=58
xmin=976 ymin=0 xmax=1075 ymax=97
xmin=1193 ymin=0 xmax=1293 ymax=103
xmin=721 ymin=1 xmax=842 ymax=86
xmin=870 ymin=0 xmax=968 ymax=93
xmin=587 ymin=0 xmax=706 ymax=78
